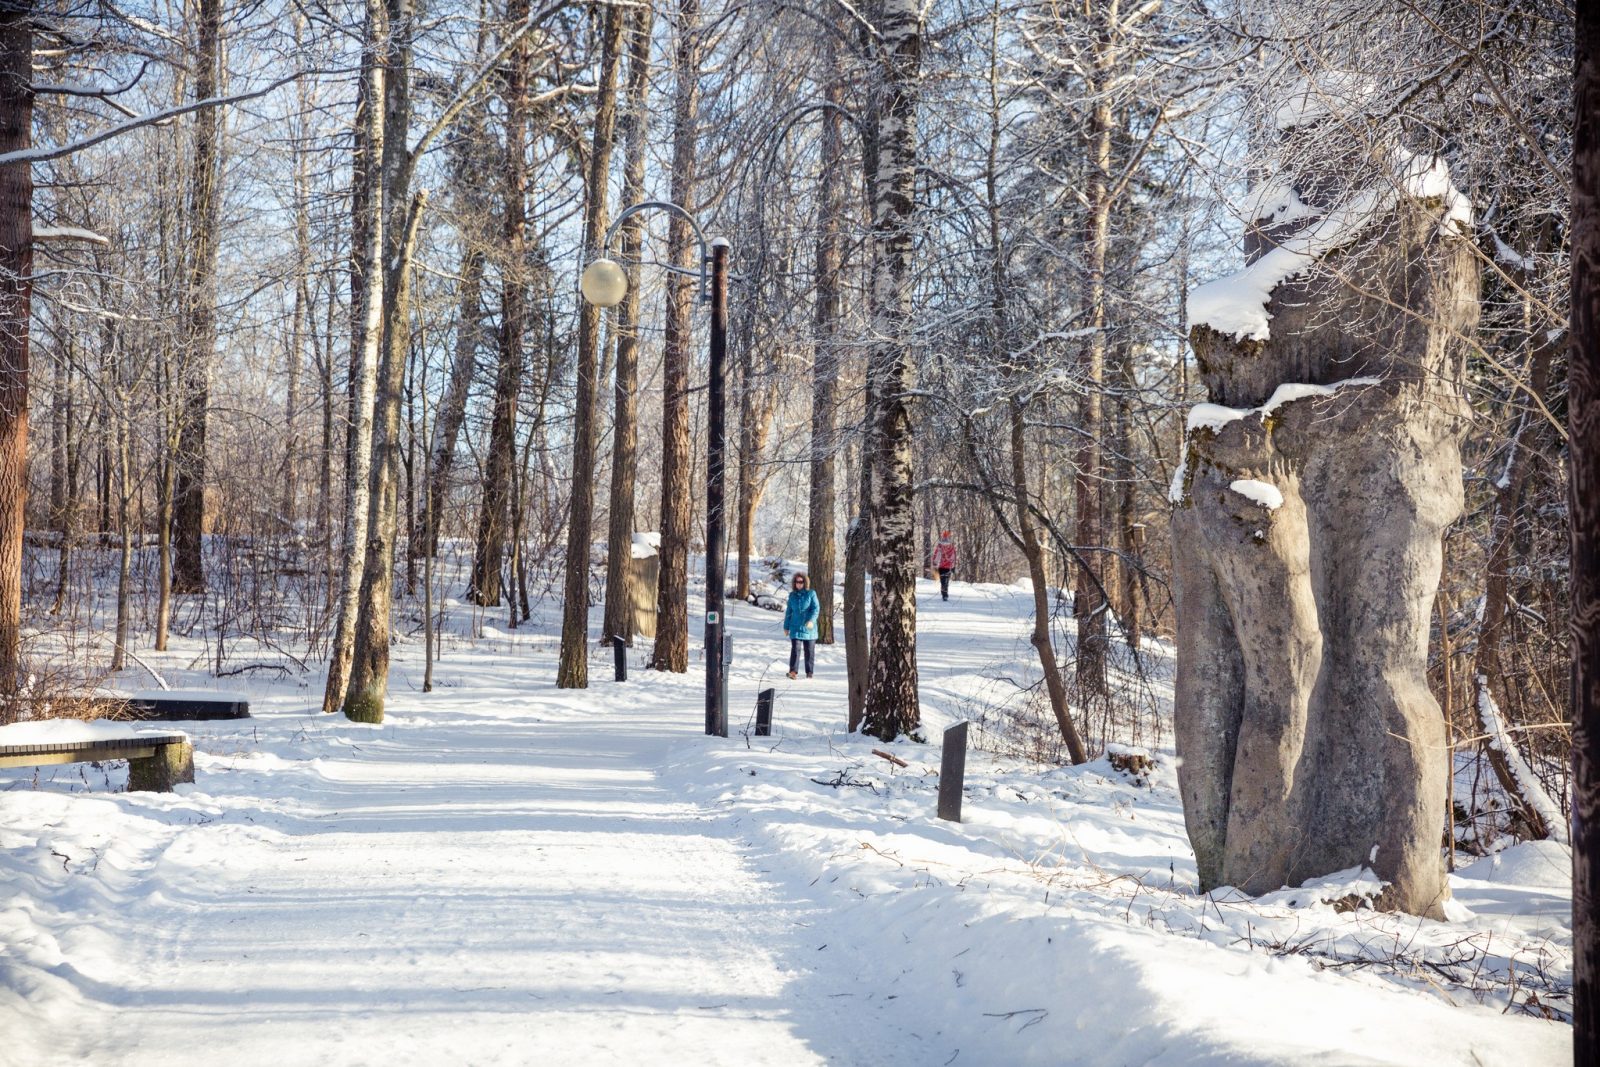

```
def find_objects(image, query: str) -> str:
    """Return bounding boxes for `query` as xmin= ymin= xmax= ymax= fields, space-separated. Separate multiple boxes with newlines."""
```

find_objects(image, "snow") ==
xmin=1190 ymin=152 xmax=1472 ymax=342
xmin=1179 ymin=378 xmax=1383 ymax=450
xmin=1476 ymin=676 xmax=1570 ymax=845
xmin=31 ymin=225 xmax=109 ymax=245
xmin=631 ymin=530 xmax=661 ymax=558
xmin=0 ymin=718 xmax=187 ymax=745
xmin=1229 ymin=478 xmax=1284 ymax=510
xmin=0 ymin=571 xmax=1571 ymax=1065
xmin=1457 ymin=841 xmax=1571 ymax=891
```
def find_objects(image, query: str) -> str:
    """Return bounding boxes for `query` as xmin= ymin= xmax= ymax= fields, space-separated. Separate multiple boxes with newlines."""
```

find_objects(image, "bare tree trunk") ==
xmin=651 ymin=0 xmax=700 ymax=674
xmin=470 ymin=0 xmax=530 ymax=608
xmin=282 ymin=88 xmax=311 ymax=533
xmin=0 ymin=9 xmax=31 ymax=692
xmin=733 ymin=349 xmax=775 ymax=601
xmin=322 ymin=0 xmax=388 ymax=713
xmin=1569 ymin=7 xmax=1599 ymax=1054
xmin=1072 ymin=8 xmax=1113 ymax=698
xmin=557 ymin=2 xmax=624 ymax=688
xmin=808 ymin=49 xmax=844 ymax=643
xmin=420 ymin=246 xmax=481 ymax=556
xmin=860 ymin=0 xmax=922 ymax=741
xmin=1114 ymin=342 xmax=1139 ymax=651
xmin=602 ymin=2 xmax=653 ymax=648
xmin=173 ymin=0 xmax=224 ymax=596
xmin=343 ymin=0 xmax=422 ymax=724
xmin=844 ymin=517 xmax=869 ymax=732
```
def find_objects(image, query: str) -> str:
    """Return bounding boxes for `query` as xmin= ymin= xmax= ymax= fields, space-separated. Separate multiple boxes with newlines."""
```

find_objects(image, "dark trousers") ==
xmin=789 ymin=638 xmax=815 ymax=676
xmin=939 ymin=567 xmax=952 ymax=599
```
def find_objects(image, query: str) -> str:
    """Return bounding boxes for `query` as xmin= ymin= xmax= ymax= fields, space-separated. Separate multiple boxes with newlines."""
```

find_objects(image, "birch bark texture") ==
xmin=1173 ymin=168 xmax=1478 ymax=918
xmin=859 ymin=0 xmax=922 ymax=740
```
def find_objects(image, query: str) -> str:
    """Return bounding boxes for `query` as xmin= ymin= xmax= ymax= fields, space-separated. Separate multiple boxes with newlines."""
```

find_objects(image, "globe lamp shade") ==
xmin=580 ymin=258 xmax=629 ymax=307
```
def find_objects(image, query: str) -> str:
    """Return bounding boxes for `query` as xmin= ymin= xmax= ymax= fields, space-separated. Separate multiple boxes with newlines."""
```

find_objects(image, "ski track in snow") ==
xmin=0 ymin=571 xmax=1573 ymax=1066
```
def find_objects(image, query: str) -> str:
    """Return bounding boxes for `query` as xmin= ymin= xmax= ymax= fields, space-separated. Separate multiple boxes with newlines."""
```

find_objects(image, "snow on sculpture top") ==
xmin=1189 ymin=149 xmax=1473 ymax=343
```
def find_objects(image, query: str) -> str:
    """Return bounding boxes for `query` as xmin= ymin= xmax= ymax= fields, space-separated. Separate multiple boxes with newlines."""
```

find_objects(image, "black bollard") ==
xmin=612 ymin=635 xmax=627 ymax=682
xmin=937 ymin=721 xmax=970 ymax=822
xmin=755 ymin=688 xmax=775 ymax=737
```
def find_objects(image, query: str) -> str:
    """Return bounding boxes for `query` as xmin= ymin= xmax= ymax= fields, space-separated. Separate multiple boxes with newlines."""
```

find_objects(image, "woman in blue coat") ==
xmin=783 ymin=572 xmax=820 ymax=679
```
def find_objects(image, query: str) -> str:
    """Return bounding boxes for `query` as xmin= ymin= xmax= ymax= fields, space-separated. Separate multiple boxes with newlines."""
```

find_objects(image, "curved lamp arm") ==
xmin=599 ymin=199 xmax=712 ymax=304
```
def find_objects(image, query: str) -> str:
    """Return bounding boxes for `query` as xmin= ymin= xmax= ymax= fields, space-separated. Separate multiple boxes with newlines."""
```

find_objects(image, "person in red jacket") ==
xmin=933 ymin=530 xmax=957 ymax=601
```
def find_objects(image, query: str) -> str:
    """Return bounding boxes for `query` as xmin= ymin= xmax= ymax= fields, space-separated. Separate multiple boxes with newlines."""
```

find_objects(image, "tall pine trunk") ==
xmin=1072 ymin=8 xmax=1113 ymax=698
xmin=470 ymin=0 xmax=530 ymax=607
xmin=1568 ymin=4 xmax=1600 ymax=1055
xmin=807 ymin=50 xmax=844 ymax=643
xmin=650 ymin=0 xmax=700 ymax=673
xmin=602 ymin=2 xmax=654 ymax=647
xmin=557 ymin=3 xmax=624 ymax=688
xmin=173 ymin=0 xmax=223 ymax=596
xmin=0 ymin=8 xmax=29 ymax=691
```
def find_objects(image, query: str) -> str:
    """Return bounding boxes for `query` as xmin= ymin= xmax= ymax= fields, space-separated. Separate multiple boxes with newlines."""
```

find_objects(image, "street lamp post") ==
xmin=580 ymin=202 xmax=729 ymax=737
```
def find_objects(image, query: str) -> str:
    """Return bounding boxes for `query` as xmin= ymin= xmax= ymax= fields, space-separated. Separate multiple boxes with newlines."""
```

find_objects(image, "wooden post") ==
xmin=612 ymin=634 xmax=627 ymax=682
xmin=755 ymin=687 xmax=774 ymax=737
xmin=937 ymin=721 xmax=969 ymax=822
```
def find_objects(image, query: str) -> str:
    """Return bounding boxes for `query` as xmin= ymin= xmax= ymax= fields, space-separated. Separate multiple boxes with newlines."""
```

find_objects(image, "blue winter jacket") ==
xmin=784 ymin=587 xmax=820 ymax=641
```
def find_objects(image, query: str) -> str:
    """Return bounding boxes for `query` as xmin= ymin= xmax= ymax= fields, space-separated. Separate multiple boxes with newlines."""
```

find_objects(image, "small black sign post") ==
xmin=612 ymin=635 xmax=627 ymax=682
xmin=754 ymin=688 xmax=775 ymax=736
xmin=937 ymin=721 xmax=969 ymax=822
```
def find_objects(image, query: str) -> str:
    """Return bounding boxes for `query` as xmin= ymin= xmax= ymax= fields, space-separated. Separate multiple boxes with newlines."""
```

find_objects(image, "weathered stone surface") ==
xmin=1174 ymin=192 xmax=1478 ymax=917
xmin=128 ymin=740 xmax=195 ymax=792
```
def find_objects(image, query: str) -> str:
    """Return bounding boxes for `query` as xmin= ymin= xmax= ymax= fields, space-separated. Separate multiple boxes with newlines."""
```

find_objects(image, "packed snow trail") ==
xmin=2 ymin=675 xmax=917 ymax=1065
xmin=2 ymin=572 xmax=1573 ymax=1065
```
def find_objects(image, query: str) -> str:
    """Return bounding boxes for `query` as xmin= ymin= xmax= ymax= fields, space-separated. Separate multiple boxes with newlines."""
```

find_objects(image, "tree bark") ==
xmin=860 ymin=0 xmax=922 ymax=741
xmin=342 ymin=0 xmax=420 ymax=724
xmin=1072 ymin=4 xmax=1114 ymax=699
xmin=650 ymin=0 xmax=700 ymax=673
xmin=0 ymin=9 xmax=31 ymax=692
xmin=172 ymin=0 xmax=224 ymax=596
xmin=602 ymin=1 xmax=653 ymax=648
xmin=808 ymin=47 xmax=844 ymax=644
xmin=469 ymin=0 xmax=532 ymax=607
xmin=557 ymin=3 xmax=624 ymax=688
xmin=1569 ymin=4 xmax=1600 ymax=1055
xmin=321 ymin=0 xmax=388 ymax=712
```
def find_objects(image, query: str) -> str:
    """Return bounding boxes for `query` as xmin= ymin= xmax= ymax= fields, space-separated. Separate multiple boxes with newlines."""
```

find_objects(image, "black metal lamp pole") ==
xmin=580 ymin=202 xmax=730 ymax=738
xmin=705 ymin=240 xmax=729 ymax=736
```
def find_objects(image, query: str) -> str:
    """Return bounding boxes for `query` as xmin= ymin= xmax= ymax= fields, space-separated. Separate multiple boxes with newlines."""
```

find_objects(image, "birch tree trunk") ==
xmin=557 ymin=3 xmax=624 ymax=688
xmin=0 ymin=9 xmax=31 ymax=692
xmin=602 ymin=2 xmax=653 ymax=648
xmin=173 ymin=0 xmax=223 ymax=596
xmin=860 ymin=0 xmax=922 ymax=740
xmin=321 ymin=0 xmax=388 ymax=713
xmin=650 ymin=0 xmax=699 ymax=673
xmin=342 ymin=0 xmax=420 ymax=724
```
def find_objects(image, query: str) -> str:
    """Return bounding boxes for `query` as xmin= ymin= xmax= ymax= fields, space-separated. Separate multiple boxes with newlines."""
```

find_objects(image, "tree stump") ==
xmin=1173 ymin=170 xmax=1478 ymax=918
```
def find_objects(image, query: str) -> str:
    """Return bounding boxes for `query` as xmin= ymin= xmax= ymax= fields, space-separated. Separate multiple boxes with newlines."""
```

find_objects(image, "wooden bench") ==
xmin=0 ymin=733 xmax=195 ymax=791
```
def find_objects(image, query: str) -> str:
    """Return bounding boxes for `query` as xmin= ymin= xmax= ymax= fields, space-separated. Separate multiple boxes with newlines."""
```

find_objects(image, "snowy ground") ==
xmin=0 ymin=571 xmax=1573 ymax=1065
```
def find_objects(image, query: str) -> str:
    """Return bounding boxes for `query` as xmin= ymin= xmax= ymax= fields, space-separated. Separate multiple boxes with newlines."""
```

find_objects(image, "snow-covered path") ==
xmin=4 ymin=672 xmax=918 ymax=1066
xmin=3 ymin=574 xmax=1573 ymax=1066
